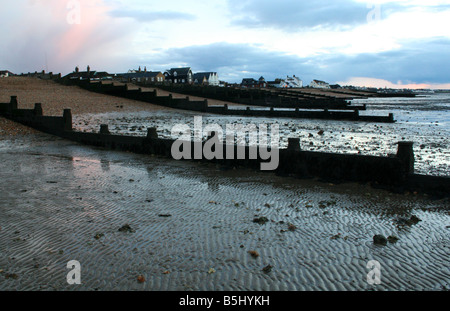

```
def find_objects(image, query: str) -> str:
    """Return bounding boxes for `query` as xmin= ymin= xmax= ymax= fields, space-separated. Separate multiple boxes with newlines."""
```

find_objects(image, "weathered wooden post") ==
xmin=389 ymin=113 xmax=395 ymax=122
xmin=9 ymin=96 xmax=18 ymax=111
xmin=100 ymin=124 xmax=110 ymax=135
xmin=397 ymin=141 xmax=414 ymax=175
xmin=146 ymin=127 xmax=158 ymax=139
xmin=34 ymin=103 xmax=43 ymax=116
xmin=63 ymin=109 xmax=72 ymax=131
xmin=288 ymin=138 xmax=301 ymax=151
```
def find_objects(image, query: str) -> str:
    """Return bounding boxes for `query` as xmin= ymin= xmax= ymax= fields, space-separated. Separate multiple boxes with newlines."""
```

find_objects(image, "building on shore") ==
xmin=0 ymin=70 xmax=14 ymax=78
xmin=241 ymin=76 xmax=267 ymax=88
xmin=193 ymin=72 xmax=220 ymax=86
xmin=63 ymin=66 xmax=112 ymax=81
xmin=164 ymin=67 xmax=193 ymax=84
xmin=116 ymin=71 xmax=165 ymax=83
xmin=268 ymin=75 xmax=303 ymax=88
xmin=310 ymin=79 xmax=330 ymax=89
xmin=19 ymin=70 xmax=61 ymax=80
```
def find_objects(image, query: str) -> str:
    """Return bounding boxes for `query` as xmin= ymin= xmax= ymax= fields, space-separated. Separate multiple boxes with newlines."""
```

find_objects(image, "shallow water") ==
xmin=72 ymin=93 xmax=450 ymax=177
xmin=0 ymin=134 xmax=449 ymax=291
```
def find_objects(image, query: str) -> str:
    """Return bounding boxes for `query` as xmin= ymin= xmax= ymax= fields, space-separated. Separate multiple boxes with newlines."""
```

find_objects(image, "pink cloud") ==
xmin=4 ymin=0 xmax=133 ymax=74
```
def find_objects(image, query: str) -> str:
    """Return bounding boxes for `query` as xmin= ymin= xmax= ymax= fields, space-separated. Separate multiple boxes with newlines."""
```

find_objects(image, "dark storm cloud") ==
xmin=109 ymin=9 xmax=196 ymax=22
xmin=150 ymin=39 xmax=450 ymax=84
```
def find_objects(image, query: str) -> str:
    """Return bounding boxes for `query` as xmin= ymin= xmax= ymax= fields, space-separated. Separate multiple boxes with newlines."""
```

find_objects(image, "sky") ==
xmin=1 ymin=0 xmax=450 ymax=88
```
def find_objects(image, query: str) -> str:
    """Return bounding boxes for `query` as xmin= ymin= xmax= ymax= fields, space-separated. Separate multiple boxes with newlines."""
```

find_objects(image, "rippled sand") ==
xmin=1 ymin=133 xmax=448 ymax=291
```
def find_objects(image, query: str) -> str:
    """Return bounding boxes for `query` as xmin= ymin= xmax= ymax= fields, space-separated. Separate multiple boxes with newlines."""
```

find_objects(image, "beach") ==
xmin=0 ymin=77 xmax=449 ymax=291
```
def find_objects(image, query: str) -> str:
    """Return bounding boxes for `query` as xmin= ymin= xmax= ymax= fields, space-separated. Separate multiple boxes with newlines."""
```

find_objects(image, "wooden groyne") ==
xmin=1 ymin=96 xmax=448 ymax=198
xmin=141 ymin=82 xmax=368 ymax=110
xmin=59 ymin=79 xmax=396 ymax=123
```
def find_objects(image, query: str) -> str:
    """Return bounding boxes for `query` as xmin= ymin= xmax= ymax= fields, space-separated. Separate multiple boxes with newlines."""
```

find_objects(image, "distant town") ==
xmin=1 ymin=66 xmax=448 ymax=94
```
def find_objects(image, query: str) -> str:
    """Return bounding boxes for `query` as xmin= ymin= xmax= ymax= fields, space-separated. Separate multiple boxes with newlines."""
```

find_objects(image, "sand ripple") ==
xmin=0 ymin=134 xmax=449 ymax=291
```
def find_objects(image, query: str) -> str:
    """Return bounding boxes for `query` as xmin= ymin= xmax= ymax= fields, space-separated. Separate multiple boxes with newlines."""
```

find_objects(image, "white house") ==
xmin=310 ymin=79 xmax=330 ymax=89
xmin=193 ymin=72 xmax=220 ymax=86
xmin=0 ymin=70 xmax=13 ymax=78
xmin=284 ymin=75 xmax=303 ymax=88
xmin=268 ymin=75 xmax=303 ymax=88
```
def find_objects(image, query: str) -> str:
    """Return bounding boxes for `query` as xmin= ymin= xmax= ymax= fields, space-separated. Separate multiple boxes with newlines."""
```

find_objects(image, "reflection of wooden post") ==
xmin=63 ymin=109 xmax=72 ymax=131
xmin=397 ymin=141 xmax=414 ymax=175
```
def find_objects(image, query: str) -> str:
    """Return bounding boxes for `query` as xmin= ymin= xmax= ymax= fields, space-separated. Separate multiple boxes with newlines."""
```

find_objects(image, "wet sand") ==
xmin=0 ymin=133 xmax=449 ymax=291
xmin=0 ymin=77 xmax=449 ymax=291
xmin=73 ymin=107 xmax=450 ymax=177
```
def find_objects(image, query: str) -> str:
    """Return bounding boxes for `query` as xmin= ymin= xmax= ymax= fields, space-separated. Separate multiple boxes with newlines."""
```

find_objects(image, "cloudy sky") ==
xmin=1 ymin=0 xmax=450 ymax=88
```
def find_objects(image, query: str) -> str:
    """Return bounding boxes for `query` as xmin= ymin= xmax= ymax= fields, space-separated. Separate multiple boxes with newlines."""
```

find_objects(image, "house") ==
xmin=164 ymin=67 xmax=193 ymax=84
xmin=92 ymin=71 xmax=112 ymax=81
xmin=241 ymin=78 xmax=258 ymax=88
xmin=258 ymin=76 xmax=267 ymax=88
xmin=63 ymin=66 xmax=113 ymax=81
xmin=284 ymin=75 xmax=303 ymax=88
xmin=117 ymin=71 xmax=165 ymax=83
xmin=269 ymin=75 xmax=303 ymax=88
xmin=241 ymin=77 xmax=266 ymax=88
xmin=192 ymin=72 xmax=219 ymax=86
xmin=144 ymin=71 xmax=165 ymax=83
xmin=0 ymin=70 xmax=13 ymax=78
xmin=310 ymin=79 xmax=330 ymax=89
xmin=330 ymin=84 xmax=342 ymax=89
xmin=267 ymin=79 xmax=284 ymax=88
